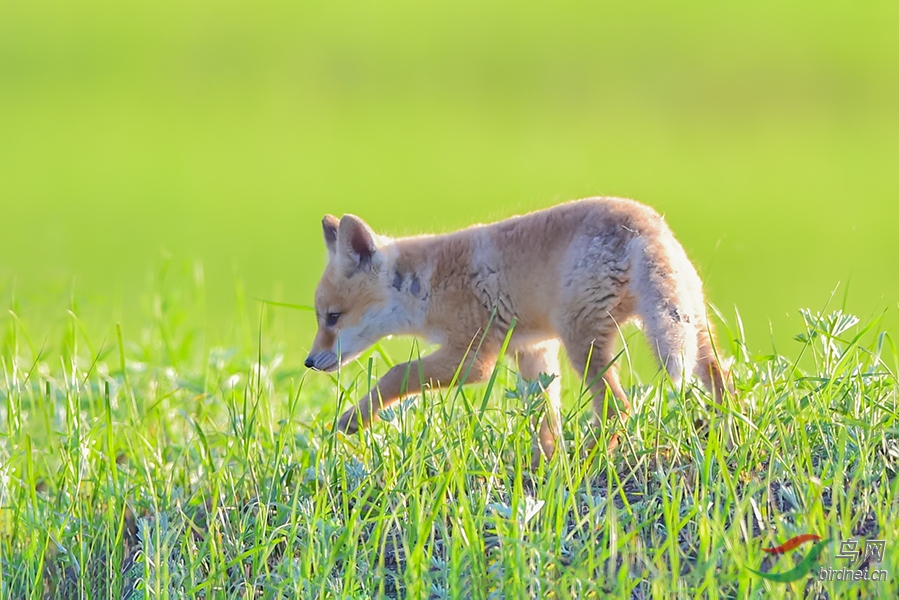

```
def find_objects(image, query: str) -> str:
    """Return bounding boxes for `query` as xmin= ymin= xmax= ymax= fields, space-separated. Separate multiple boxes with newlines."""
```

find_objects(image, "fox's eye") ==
xmin=326 ymin=312 xmax=341 ymax=327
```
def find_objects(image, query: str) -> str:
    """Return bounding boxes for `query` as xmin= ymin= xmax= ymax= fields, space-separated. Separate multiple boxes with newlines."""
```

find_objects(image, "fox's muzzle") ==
xmin=304 ymin=351 xmax=339 ymax=372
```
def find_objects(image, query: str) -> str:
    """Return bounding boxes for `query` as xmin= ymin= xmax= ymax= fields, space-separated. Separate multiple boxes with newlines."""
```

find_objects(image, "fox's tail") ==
xmin=630 ymin=235 xmax=728 ymax=399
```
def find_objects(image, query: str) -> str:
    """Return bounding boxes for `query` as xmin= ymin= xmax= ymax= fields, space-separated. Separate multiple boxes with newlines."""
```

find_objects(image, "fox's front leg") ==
xmin=336 ymin=347 xmax=496 ymax=434
xmin=516 ymin=341 xmax=563 ymax=466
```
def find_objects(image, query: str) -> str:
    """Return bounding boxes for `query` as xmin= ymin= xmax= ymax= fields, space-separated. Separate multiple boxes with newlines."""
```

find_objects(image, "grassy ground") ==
xmin=1 ymin=274 xmax=896 ymax=598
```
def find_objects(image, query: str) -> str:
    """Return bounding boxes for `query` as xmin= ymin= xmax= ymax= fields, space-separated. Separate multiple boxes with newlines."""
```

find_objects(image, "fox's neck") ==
xmin=380 ymin=236 xmax=441 ymax=339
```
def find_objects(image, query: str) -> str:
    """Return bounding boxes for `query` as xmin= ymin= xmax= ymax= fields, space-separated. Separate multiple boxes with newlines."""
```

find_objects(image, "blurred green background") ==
xmin=2 ymin=0 xmax=897 ymax=357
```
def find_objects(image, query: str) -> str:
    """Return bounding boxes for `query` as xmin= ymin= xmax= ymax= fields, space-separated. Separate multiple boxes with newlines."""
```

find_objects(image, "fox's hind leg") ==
xmin=695 ymin=324 xmax=738 ymax=449
xmin=516 ymin=340 xmax=563 ymax=465
xmin=559 ymin=323 xmax=631 ymax=450
xmin=696 ymin=326 xmax=729 ymax=401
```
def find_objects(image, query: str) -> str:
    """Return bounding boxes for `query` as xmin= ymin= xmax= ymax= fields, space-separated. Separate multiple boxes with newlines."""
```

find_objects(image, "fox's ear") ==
xmin=322 ymin=214 xmax=339 ymax=257
xmin=337 ymin=214 xmax=378 ymax=271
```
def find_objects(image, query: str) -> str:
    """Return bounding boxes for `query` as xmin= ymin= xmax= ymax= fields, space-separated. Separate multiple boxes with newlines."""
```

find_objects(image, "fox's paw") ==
xmin=583 ymin=430 xmax=623 ymax=455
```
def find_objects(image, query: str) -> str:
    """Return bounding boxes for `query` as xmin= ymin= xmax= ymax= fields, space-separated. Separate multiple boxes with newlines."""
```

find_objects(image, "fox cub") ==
xmin=305 ymin=198 xmax=728 ymax=460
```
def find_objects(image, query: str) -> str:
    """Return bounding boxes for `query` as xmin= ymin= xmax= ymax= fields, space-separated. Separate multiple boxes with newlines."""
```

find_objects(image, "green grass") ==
xmin=2 ymin=273 xmax=897 ymax=598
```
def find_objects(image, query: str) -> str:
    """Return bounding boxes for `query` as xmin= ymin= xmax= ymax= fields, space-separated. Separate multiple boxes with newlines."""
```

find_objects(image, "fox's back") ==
xmin=472 ymin=197 xmax=666 ymax=267
xmin=441 ymin=197 xmax=675 ymax=336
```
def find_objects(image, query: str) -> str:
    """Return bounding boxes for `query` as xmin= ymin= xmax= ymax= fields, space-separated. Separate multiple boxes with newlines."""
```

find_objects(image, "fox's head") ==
xmin=304 ymin=214 xmax=397 ymax=372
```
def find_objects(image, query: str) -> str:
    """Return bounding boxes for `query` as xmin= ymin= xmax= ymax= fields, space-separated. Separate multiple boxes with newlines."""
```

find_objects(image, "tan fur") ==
xmin=306 ymin=197 xmax=729 ymax=462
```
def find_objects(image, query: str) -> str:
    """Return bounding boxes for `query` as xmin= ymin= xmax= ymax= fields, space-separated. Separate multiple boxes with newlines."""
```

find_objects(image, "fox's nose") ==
xmin=304 ymin=356 xmax=315 ymax=369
